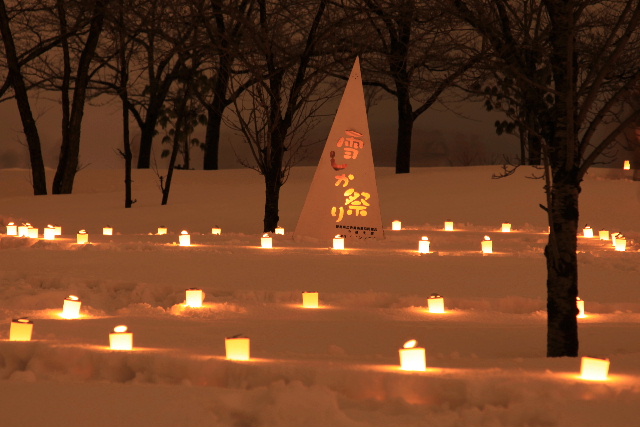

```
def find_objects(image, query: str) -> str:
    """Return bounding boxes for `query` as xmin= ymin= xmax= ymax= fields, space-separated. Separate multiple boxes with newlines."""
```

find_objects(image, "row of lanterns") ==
xmin=391 ymin=220 xmax=513 ymax=233
xmin=582 ymin=225 xmax=627 ymax=251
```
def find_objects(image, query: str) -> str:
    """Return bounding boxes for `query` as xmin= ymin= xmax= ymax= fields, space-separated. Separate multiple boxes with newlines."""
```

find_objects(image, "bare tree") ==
xmin=449 ymin=0 xmax=640 ymax=357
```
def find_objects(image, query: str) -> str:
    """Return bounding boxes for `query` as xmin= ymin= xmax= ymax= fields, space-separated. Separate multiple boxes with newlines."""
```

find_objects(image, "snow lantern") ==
xmin=6 ymin=222 xmax=17 ymax=235
xmin=444 ymin=220 xmax=454 ymax=231
xmin=43 ymin=225 xmax=57 ymax=240
xmin=391 ymin=220 xmax=402 ymax=231
xmin=576 ymin=297 xmax=586 ymax=318
xmin=157 ymin=226 xmax=168 ymax=235
xmin=481 ymin=235 xmax=493 ymax=254
xmin=333 ymin=234 xmax=345 ymax=250
xmin=611 ymin=232 xmax=619 ymax=247
xmin=501 ymin=222 xmax=512 ymax=232
xmin=62 ymin=295 xmax=82 ymax=319
xmin=261 ymin=233 xmax=272 ymax=248
xmin=179 ymin=230 xmax=191 ymax=247
xmin=615 ymin=235 xmax=626 ymax=252
xmin=77 ymin=230 xmax=89 ymax=244
xmin=185 ymin=288 xmax=204 ymax=308
xmin=623 ymin=160 xmax=631 ymax=170
xmin=583 ymin=225 xmax=594 ymax=238
xmin=427 ymin=293 xmax=445 ymax=313
xmin=17 ymin=223 xmax=30 ymax=237
xmin=225 ymin=335 xmax=250 ymax=361
xmin=580 ymin=356 xmax=610 ymax=381
xmin=302 ymin=291 xmax=319 ymax=308
xmin=10 ymin=318 xmax=33 ymax=341
xmin=109 ymin=325 xmax=133 ymax=350
xmin=211 ymin=226 xmax=222 ymax=235
xmin=599 ymin=229 xmax=610 ymax=241
xmin=54 ymin=225 xmax=62 ymax=236
xmin=399 ymin=339 xmax=426 ymax=371
xmin=418 ymin=236 xmax=430 ymax=254
xmin=275 ymin=226 xmax=285 ymax=235
xmin=103 ymin=226 xmax=113 ymax=236
xmin=27 ymin=226 xmax=39 ymax=239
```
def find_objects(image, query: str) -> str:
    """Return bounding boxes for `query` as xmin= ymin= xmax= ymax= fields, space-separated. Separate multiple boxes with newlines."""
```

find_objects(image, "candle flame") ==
xmin=334 ymin=234 xmax=343 ymax=238
xmin=262 ymin=233 xmax=269 ymax=237
xmin=421 ymin=236 xmax=429 ymax=241
xmin=47 ymin=224 xmax=54 ymax=228
xmin=403 ymin=339 xmax=418 ymax=349
xmin=8 ymin=222 xmax=14 ymax=225
xmin=181 ymin=230 xmax=189 ymax=235
xmin=79 ymin=229 xmax=87 ymax=234
xmin=576 ymin=297 xmax=582 ymax=301
xmin=484 ymin=235 xmax=491 ymax=241
xmin=113 ymin=325 xmax=128 ymax=333
xmin=67 ymin=295 xmax=79 ymax=301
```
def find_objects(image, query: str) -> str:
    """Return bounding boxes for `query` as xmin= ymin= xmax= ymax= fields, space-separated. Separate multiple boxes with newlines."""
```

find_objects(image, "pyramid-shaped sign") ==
xmin=294 ymin=58 xmax=384 ymax=241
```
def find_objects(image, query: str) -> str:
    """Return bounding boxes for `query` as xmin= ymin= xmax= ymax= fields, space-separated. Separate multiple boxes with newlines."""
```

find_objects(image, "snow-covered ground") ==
xmin=0 ymin=165 xmax=638 ymax=427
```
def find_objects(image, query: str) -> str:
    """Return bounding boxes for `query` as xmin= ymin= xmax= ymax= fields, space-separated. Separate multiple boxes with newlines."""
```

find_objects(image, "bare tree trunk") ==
xmin=161 ymin=88 xmax=190 ymax=205
xmin=118 ymin=0 xmax=133 ymax=208
xmin=0 ymin=0 xmax=47 ymax=195
xmin=203 ymin=105 xmax=222 ymax=170
xmin=396 ymin=85 xmax=413 ymax=173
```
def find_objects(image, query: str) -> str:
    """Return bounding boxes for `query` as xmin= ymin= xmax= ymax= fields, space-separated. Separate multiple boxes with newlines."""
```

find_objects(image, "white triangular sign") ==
xmin=294 ymin=58 xmax=384 ymax=242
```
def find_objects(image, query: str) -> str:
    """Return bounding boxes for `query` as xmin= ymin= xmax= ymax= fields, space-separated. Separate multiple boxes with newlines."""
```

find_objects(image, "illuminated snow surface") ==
xmin=0 ymin=165 xmax=639 ymax=427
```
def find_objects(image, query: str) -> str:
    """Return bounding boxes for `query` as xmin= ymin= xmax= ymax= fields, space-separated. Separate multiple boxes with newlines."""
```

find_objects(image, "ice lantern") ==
xmin=109 ymin=325 xmax=133 ymax=350
xmin=17 ymin=223 xmax=30 ymax=237
xmin=623 ymin=160 xmax=631 ymax=170
xmin=418 ymin=236 xmax=430 ymax=254
xmin=583 ymin=225 xmax=594 ymax=238
xmin=576 ymin=297 xmax=586 ymax=318
xmin=615 ymin=235 xmax=626 ymax=252
xmin=580 ymin=356 xmax=610 ymax=381
xmin=599 ymin=229 xmax=610 ymax=241
xmin=261 ymin=233 xmax=272 ymax=248
xmin=77 ymin=229 xmax=89 ymax=244
xmin=501 ymin=222 xmax=511 ymax=232
xmin=211 ymin=226 xmax=222 ymax=235
xmin=103 ymin=226 xmax=113 ymax=236
xmin=43 ymin=225 xmax=57 ymax=240
xmin=427 ymin=293 xmax=445 ymax=313
xmin=399 ymin=340 xmax=426 ymax=371
xmin=302 ymin=291 xmax=319 ymax=308
xmin=179 ymin=230 xmax=191 ymax=247
xmin=185 ymin=288 xmax=204 ymax=308
xmin=10 ymin=318 xmax=33 ymax=341
xmin=481 ymin=236 xmax=493 ymax=254
xmin=392 ymin=220 xmax=402 ymax=231
xmin=6 ymin=222 xmax=17 ymax=235
xmin=333 ymin=234 xmax=345 ymax=250
xmin=62 ymin=295 xmax=82 ymax=319
xmin=275 ymin=226 xmax=285 ymax=235
xmin=444 ymin=220 xmax=454 ymax=231
xmin=225 ymin=335 xmax=250 ymax=361
xmin=157 ymin=226 xmax=168 ymax=235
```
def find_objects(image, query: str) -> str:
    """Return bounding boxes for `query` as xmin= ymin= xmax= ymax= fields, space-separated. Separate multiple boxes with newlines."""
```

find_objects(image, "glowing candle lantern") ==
xmin=481 ymin=235 xmax=493 ymax=254
xmin=18 ymin=223 xmax=30 ymax=237
xmin=109 ymin=325 xmax=133 ymax=350
xmin=444 ymin=220 xmax=454 ymax=231
xmin=391 ymin=220 xmax=402 ymax=231
xmin=103 ymin=226 xmax=113 ymax=236
xmin=623 ymin=160 xmax=631 ymax=170
xmin=157 ymin=226 xmax=168 ymax=235
xmin=10 ymin=318 xmax=33 ymax=341
xmin=427 ymin=293 xmax=445 ymax=313
xmin=576 ymin=297 xmax=586 ymax=318
xmin=611 ymin=232 xmax=619 ymax=247
xmin=225 ymin=335 xmax=250 ymax=361
xmin=185 ymin=288 xmax=204 ymax=307
xmin=275 ymin=226 xmax=285 ymax=235
xmin=62 ymin=295 xmax=82 ymax=319
xmin=583 ymin=225 xmax=594 ymax=238
xmin=179 ymin=230 xmax=191 ymax=247
xmin=76 ymin=230 xmax=89 ymax=244
xmin=418 ymin=236 xmax=430 ymax=254
xmin=43 ymin=225 xmax=57 ymax=240
xmin=501 ymin=222 xmax=511 ymax=232
xmin=599 ymin=229 xmax=610 ymax=241
xmin=333 ymin=234 xmax=345 ymax=250
xmin=399 ymin=339 xmax=426 ymax=371
xmin=615 ymin=235 xmax=626 ymax=252
xmin=211 ymin=226 xmax=222 ymax=235
xmin=6 ymin=222 xmax=17 ymax=235
xmin=261 ymin=233 xmax=272 ymax=248
xmin=580 ymin=356 xmax=610 ymax=381
xmin=27 ymin=226 xmax=39 ymax=239
xmin=54 ymin=225 xmax=62 ymax=236
xmin=302 ymin=291 xmax=319 ymax=308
